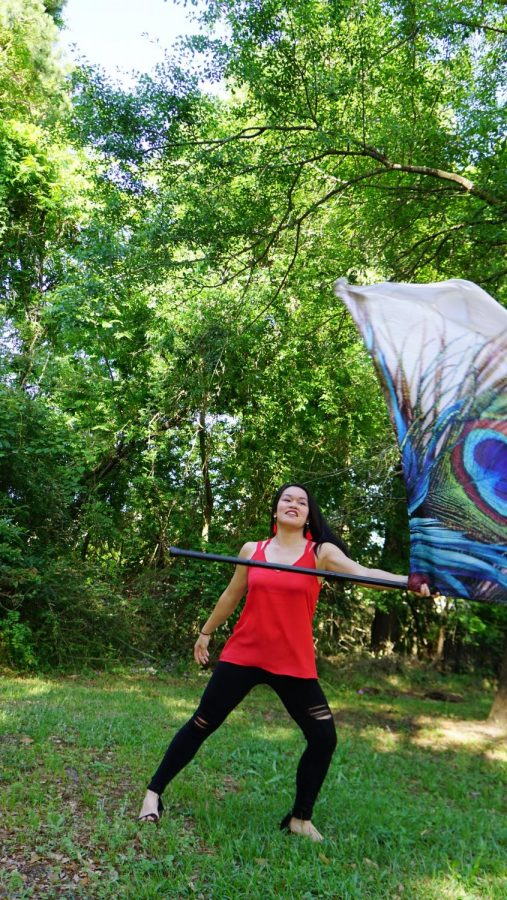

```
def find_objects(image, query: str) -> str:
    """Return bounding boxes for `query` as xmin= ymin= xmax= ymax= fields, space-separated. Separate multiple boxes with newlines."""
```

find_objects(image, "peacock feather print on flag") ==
xmin=334 ymin=279 xmax=507 ymax=605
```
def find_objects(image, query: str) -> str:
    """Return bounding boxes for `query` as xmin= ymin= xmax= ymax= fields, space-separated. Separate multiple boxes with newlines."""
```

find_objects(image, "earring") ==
xmin=273 ymin=515 xmax=277 ymax=535
xmin=305 ymin=522 xmax=313 ymax=540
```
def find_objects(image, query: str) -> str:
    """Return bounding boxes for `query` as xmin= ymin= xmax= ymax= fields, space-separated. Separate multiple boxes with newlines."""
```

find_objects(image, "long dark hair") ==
xmin=269 ymin=482 xmax=349 ymax=556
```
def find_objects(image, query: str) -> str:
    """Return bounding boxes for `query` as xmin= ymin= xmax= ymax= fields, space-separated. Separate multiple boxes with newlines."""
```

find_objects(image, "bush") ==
xmin=0 ymin=610 xmax=38 ymax=669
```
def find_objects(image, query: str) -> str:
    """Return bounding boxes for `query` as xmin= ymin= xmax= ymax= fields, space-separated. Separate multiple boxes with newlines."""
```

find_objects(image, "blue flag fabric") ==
xmin=334 ymin=278 xmax=507 ymax=605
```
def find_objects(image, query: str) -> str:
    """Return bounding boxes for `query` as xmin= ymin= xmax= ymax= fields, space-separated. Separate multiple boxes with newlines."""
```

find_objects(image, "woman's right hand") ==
xmin=194 ymin=633 xmax=211 ymax=666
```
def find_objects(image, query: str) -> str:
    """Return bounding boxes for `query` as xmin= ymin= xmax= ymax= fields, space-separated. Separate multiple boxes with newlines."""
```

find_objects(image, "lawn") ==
xmin=1 ymin=657 xmax=506 ymax=899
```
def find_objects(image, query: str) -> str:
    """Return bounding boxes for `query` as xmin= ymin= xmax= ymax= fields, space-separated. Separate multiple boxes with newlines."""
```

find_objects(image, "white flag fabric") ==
xmin=334 ymin=278 xmax=507 ymax=604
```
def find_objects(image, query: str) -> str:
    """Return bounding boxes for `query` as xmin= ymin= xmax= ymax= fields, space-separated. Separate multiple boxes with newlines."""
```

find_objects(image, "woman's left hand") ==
xmin=194 ymin=633 xmax=211 ymax=666
xmin=407 ymin=573 xmax=431 ymax=596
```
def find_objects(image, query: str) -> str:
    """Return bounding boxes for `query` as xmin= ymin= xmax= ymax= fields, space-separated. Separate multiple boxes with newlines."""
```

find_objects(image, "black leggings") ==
xmin=148 ymin=661 xmax=337 ymax=820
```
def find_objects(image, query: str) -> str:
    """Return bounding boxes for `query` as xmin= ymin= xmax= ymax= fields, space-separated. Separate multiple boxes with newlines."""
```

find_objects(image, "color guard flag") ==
xmin=334 ymin=279 xmax=507 ymax=605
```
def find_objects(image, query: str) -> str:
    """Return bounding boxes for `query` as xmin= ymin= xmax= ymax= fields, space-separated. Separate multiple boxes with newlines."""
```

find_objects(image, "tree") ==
xmin=1 ymin=0 xmax=505 ymax=677
xmin=489 ymin=633 xmax=507 ymax=725
xmin=149 ymin=0 xmax=506 ymax=292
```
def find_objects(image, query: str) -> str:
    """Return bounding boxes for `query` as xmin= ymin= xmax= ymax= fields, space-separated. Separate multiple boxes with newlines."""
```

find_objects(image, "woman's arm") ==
xmin=316 ymin=542 xmax=430 ymax=595
xmin=194 ymin=542 xmax=255 ymax=665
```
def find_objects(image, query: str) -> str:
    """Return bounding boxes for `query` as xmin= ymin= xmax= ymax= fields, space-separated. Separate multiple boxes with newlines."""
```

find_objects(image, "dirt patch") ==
xmin=331 ymin=705 xmax=507 ymax=761
xmin=413 ymin=716 xmax=507 ymax=760
xmin=0 ymin=847 xmax=107 ymax=898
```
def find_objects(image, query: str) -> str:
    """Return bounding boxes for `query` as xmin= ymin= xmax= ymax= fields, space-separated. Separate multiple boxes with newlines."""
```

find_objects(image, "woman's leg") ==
xmin=146 ymin=662 xmax=260 ymax=796
xmin=270 ymin=676 xmax=337 ymax=827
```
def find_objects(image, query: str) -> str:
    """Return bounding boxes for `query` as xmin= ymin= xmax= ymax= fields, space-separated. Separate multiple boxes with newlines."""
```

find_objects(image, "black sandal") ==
xmin=138 ymin=797 xmax=164 ymax=824
xmin=280 ymin=812 xmax=292 ymax=832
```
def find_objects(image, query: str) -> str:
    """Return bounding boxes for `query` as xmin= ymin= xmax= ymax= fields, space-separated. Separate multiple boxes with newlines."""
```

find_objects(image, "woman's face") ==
xmin=276 ymin=486 xmax=309 ymax=531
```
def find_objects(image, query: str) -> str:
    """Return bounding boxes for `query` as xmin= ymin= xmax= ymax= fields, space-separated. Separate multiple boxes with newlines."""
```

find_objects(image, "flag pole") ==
xmin=169 ymin=546 xmax=407 ymax=591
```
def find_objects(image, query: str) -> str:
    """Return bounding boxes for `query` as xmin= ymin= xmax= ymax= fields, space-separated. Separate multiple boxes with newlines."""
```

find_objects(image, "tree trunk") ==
xmin=488 ymin=629 xmax=507 ymax=726
xmin=371 ymin=468 xmax=408 ymax=653
xmin=148 ymin=535 xmax=166 ymax=569
xmin=81 ymin=531 xmax=90 ymax=561
xmin=430 ymin=623 xmax=446 ymax=668
xmin=370 ymin=607 xmax=401 ymax=652
xmin=198 ymin=408 xmax=213 ymax=541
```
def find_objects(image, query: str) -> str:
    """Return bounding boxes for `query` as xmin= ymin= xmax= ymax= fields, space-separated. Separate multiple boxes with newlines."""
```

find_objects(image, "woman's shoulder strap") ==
xmin=305 ymin=539 xmax=319 ymax=561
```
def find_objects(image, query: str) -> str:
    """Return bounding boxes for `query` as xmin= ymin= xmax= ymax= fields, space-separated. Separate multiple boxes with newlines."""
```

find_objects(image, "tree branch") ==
xmin=357 ymin=143 xmax=505 ymax=206
xmin=453 ymin=19 xmax=507 ymax=36
xmin=149 ymin=124 xmax=318 ymax=154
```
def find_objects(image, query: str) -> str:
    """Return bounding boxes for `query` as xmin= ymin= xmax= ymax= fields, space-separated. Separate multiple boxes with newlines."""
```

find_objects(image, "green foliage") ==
xmin=0 ymin=0 xmax=505 ymax=672
xmin=438 ymin=600 xmax=507 ymax=673
xmin=0 ymin=0 xmax=67 ymax=119
xmin=43 ymin=1 xmax=67 ymax=26
xmin=0 ymin=610 xmax=37 ymax=669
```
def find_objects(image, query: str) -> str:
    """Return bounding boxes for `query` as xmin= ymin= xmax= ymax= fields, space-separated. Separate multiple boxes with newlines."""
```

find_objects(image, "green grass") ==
xmin=1 ymin=658 xmax=506 ymax=899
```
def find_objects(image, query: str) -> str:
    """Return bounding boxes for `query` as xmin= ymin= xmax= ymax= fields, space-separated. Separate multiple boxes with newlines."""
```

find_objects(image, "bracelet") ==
xmin=200 ymin=630 xmax=212 ymax=636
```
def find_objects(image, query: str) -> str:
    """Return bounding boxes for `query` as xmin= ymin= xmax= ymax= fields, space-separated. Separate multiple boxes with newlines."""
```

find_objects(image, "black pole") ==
xmin=169 ymin=546 xmax=407 ymax=591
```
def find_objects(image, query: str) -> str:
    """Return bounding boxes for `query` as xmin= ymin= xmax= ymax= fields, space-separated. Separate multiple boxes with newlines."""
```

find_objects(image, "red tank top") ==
xmin=219 ymin=539 xmax=322 ymax=678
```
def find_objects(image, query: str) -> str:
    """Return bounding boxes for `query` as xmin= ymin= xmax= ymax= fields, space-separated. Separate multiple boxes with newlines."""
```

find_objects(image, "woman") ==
xmin=138 ymin=483 xmax=430 ymax=841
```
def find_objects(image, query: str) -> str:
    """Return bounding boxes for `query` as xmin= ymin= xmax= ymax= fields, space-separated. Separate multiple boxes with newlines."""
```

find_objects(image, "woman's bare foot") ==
xmin=288 ymin=817 xmax=323 ymax=842
xmin=137 ymin=789 xmax=162 ymax=823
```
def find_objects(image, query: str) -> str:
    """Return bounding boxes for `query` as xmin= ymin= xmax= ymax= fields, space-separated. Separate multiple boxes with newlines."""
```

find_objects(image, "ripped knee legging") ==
xmin=147 ymin=661 xmax=337 ymax=820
